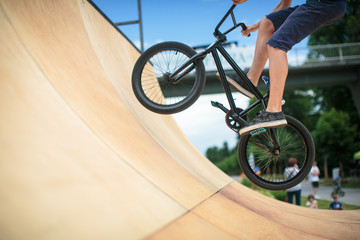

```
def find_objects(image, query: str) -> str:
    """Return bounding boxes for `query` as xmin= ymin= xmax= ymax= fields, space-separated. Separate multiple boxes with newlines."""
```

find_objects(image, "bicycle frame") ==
xmin=168 ymin=4 xmax=269 ymax=128
xmin=131 ymin=4 xmax=315 ymax=189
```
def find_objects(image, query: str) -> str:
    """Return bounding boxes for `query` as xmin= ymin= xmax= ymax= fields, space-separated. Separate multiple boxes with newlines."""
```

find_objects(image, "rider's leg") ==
xmin=266 ymin=45 xmax=287 ymax=113
xmin=246 ymin=17 xmax=274 ymax=86
xmin=221 ymin=8 xmax=294 ymax=98
xmin=265 ymin=0 xmax=347 ymax=113
xmin=239 ymin=0 xmax=347 ymax=135
xmin=313 ymin=186 xmax=318 ymax=196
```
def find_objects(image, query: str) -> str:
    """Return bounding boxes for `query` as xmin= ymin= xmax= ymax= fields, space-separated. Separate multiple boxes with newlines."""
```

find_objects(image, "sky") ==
xmin=92 ymin=0 xmax=307 ymax=154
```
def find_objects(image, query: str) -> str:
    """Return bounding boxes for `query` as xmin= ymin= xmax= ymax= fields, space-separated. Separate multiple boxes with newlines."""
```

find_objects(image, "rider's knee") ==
xmin=259 ymin=17 xmax=274 ymax=33
xmin=266 ymin=43 xmax=286 ymax=54
xmin=266 ymin=43 xmax=275 ymax=52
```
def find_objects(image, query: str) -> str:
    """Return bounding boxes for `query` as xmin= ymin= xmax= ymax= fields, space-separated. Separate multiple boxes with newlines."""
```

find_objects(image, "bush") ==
xmin=216 ymin=153 xmax=241 ymax=175
xmin=257 ymin=189 xmax=275 ymax=199
xmin=241 ymin=177 xmax=252 ymax=188
xmin=271 ymin=191 xmax=287 ymax=201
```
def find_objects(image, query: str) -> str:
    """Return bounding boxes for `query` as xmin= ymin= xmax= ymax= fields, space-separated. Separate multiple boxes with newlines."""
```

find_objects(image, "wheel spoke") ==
xmin=238 ymin=116 xmax=315 ymax=190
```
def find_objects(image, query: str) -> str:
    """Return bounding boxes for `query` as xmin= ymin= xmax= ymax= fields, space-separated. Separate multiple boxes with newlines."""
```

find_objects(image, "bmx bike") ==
xmin=132 ymin=4 xmax=315 ymax=190
xmin=331 ymin=186 xmax=345 ymax=197
xmin=331 ymin=178 xmax=345 ymax=197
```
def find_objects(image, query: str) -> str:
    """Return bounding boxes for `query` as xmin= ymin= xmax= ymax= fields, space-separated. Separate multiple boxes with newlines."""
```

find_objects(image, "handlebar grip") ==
xmin=240 ymin=23 xmax=250 ymax=37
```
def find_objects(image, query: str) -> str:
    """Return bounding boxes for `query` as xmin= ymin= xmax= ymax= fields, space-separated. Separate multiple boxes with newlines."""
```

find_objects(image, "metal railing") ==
xmin=288 ymin=42 xmax=360 ymax=67
xmin=198 ymin=42 xmax=360 ymax=71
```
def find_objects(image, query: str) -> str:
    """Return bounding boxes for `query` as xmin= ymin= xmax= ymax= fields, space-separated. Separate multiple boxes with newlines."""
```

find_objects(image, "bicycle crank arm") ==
xmin=211 ymin=101 xmax=228 ymax=113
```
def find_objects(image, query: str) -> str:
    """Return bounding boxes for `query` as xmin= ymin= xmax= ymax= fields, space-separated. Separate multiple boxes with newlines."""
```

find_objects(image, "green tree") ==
xmin=216 ymin=153 xmax=241 ymax=175
xmin=206 ymin=142 xmax=230 ymax=164
xmin=206 ymin=142 xmax=240 ymax=174
xmin=312 ymin=86 xmax=360 ymax=129
xmin=282 ymin=89 xmax=319 ymax=132
xmin=313 ymin=108 xmax=360 ymax=177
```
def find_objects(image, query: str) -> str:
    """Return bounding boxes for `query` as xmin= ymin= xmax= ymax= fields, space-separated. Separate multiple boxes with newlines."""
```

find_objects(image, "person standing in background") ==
xmin=308 ymin=161 xmax=320 ymax=198
xmin=284 ymin=157 xmax=302 ymax=206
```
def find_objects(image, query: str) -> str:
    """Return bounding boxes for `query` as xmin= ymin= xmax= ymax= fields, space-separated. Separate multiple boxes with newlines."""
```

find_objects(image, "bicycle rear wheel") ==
xmin=238 ymin=115 xmax=315 ymax=190
xmin=132 ymin=41 xmax=206 ymax=114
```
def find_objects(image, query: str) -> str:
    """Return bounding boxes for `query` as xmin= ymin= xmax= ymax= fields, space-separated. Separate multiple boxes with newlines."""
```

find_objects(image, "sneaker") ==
xmin=216 ymin=73 xmax=255 ymax=98
xmin=262 ymin=76 xmax=286 ymax=105
xmin=239 ymin=111 xmax=287 ymax=135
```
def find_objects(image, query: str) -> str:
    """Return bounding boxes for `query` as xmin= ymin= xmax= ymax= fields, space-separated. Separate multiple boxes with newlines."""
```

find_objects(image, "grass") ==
xmin=299 ymin=196 xmax=360 ymax=210
xmin=240 ymin=177 xmax=360 ymax=210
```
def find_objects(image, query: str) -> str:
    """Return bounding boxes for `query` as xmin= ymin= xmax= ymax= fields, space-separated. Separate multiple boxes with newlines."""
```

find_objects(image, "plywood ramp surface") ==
xmin=0 ymin=0 xmax=358 ymax=239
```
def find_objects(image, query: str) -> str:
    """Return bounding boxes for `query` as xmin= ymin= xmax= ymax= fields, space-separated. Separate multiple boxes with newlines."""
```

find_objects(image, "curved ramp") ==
xmin=0 ymin=1 xmax=359 ymax=239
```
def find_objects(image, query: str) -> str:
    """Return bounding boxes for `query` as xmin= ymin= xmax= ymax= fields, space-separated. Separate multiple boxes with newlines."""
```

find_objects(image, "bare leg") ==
xmin=247 ymin=17 xmax=275 ymax=86
xmin=266 ymin=45 xmax=288 ymax=112
xmin=313 ymin=187 xmax=318 ymax=195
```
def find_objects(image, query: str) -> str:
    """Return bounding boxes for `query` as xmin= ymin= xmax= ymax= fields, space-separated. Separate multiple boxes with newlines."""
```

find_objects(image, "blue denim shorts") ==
xmin=266 ymin=0 xmax=347 ymax=52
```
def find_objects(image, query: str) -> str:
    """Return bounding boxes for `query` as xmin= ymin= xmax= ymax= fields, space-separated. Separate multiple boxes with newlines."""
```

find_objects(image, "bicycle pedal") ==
xmin=250 ymin=128 xmax=266 ymax=136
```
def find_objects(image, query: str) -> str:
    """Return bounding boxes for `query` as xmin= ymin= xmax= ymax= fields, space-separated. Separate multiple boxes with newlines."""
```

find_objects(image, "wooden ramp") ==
xmin=0 ymin=0 xmax=359 ymax=239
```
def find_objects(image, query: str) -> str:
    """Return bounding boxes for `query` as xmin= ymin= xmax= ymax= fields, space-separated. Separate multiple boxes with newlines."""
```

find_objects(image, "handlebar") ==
xmin=214 ymin=4 xmax=250 ymax=40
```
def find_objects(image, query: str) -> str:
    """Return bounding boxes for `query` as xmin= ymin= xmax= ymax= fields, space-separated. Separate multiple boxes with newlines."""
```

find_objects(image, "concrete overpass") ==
xmin=204 ymin=62 xmax=360 ymax=117
xmin=193 ymin=43 xmax=360 ymax=117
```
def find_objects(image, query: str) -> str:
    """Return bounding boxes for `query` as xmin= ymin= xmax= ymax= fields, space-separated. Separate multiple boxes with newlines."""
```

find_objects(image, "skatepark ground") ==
xmin=1 ymin=0 xmax=359 ymax=239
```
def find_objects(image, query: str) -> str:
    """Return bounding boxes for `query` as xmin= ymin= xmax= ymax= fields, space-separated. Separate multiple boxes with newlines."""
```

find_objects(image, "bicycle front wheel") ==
xmin=238 ymin=115 xmax=315 ymax=190
xmin=132 ymin=41 xmax=206 ymax=114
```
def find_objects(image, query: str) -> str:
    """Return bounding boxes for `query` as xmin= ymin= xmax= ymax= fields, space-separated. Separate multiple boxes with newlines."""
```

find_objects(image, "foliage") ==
xmin=206 ymin=142 xmax=241 ymax=174
xmin=206 ymin=142 xmax=230 ymax=164
xmin=282 ymin=89 xmax=319 ymax=132
xmin=240 ymin=178 xmax=288 ymax=201
xmin=257 ymin=189 xmax=275 ymax=199
xmin=215 ymin=151 xmax=241 ymax=175
xmin=271 ymin=191 xmax=288 ymax=202
xmin=312 ymin=108 xmax=360 ymax=176
xmin=241 ymin=177 xmax=252 ymax=188
xmin=312 ymin=86 xmax=360 ymax=130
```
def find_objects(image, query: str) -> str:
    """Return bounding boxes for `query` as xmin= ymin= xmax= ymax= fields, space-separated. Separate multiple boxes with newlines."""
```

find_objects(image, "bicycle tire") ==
xmin=132 ymin=41 xmax=206 ymax=114
xmin=238 ymin=115 xmax=315 ymax=190
xmin=336 ymin=189 xmax=345 ymax=197
xmin=340 ymin=190 xmax=345 ymax=197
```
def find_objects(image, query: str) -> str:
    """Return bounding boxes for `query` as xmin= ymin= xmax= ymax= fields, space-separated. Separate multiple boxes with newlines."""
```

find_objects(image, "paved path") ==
xmin=301 ymin=181 xmax=360 ymax=206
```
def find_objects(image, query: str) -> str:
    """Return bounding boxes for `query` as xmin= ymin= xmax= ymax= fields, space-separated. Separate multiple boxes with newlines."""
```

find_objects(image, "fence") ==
xmin=199 ymin=42 xmax=360 ymax=71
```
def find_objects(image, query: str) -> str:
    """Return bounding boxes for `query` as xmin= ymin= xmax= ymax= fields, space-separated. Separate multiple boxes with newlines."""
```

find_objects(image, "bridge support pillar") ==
xmin=348 ymin=80 xmax=360 ymax=119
